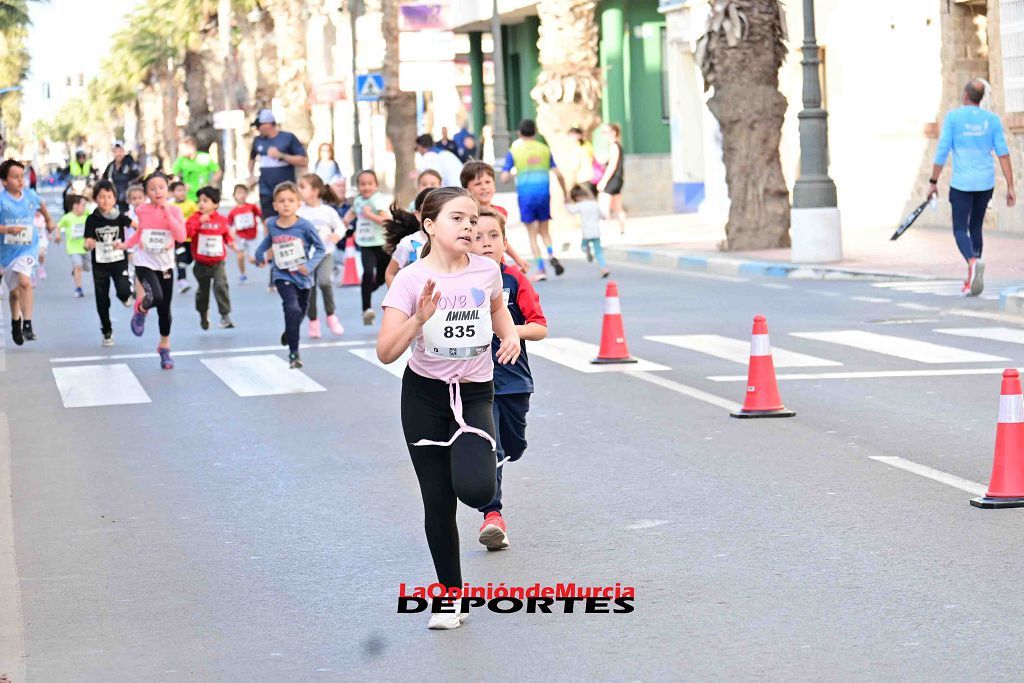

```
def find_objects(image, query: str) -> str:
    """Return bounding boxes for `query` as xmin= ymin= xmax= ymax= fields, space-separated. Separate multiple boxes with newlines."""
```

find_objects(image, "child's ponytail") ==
xmin=383 ymin=188 xmax=435 ymax=254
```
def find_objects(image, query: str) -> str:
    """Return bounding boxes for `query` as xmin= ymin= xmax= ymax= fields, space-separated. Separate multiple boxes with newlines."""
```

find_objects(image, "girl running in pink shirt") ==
xmin=115 ymin=173 xmax=186 ymax=369
xmin=377 ymin=187 xmax=521 ymax=631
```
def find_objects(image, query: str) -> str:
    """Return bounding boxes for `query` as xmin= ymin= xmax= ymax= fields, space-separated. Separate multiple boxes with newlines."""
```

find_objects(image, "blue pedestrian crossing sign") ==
xmin=356 ymin=74 xmax=385 ymax=101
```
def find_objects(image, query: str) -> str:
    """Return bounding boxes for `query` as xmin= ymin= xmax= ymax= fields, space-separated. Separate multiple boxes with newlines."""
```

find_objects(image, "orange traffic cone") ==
xmin=340 ymin=236 xmax=360 ymax=287
xmin=730 ymin=315 xmax=795 ymax=418
xmin=591 ymin=281 xmax=637 ymax=364
xmin=972 ymin=369 xmax=1024 ymax=508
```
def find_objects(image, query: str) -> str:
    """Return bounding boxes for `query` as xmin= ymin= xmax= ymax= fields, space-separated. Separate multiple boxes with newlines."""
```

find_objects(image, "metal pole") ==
xmin=490 ymin=0 xmax=511 ymax=162
xmin=350 ymin=0 xmax=364 ymax=174
xmin=218 ymin=0 xmax=235 ymax=184
xmin=791 ymin=0 xmax=837 ymax=209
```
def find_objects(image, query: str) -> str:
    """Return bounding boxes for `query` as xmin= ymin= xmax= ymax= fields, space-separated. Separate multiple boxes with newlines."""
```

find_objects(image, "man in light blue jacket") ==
xmin=930 ymin=79 xmax=1016 ymax=296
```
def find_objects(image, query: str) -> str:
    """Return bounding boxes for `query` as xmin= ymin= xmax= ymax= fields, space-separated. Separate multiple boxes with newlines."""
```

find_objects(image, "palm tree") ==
xmin=0 ymin=0 xmax=31 ymax=32
xmin=0 ymin=0 xmax=42 ymax=147
xmin=532 ymin=0 xmax=603 ymax=168
xmin=260 ymin=0 xmax=314 ymax=142
xmin=696 ymin=0 xmax=790 ymax=250
xmin=382 ymin=0 xmax=416 ymax=204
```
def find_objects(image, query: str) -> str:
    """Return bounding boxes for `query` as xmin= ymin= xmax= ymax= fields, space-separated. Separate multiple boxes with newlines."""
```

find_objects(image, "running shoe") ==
xmin=239 ymin=274 xmax=248 ymax=284
xmin=280 ymin=331 xmax=288 ymax=346
xmin=130 ymin=300 xmax=147 ymax=337
xmin=550 ymin=256 xmax=565 ymax=276
xmin=583 ymin=243 xmax=593 ymax=262
xmin=102 ymin=332 xmax=114 ymax=347
xmin=289 ymin=352 xmax=303 ymax=369
xmin=37 ymin=265 xmax=47 ymax=280
xmin=308 ymin=318 xmax=322 ymax=339
xmin=601 ymin=269 xmax=610 ymax=279
xmin=158 ymin=347 xmax=174 ymax=370
xmin=200 ymin=311 xmax=209 ymax=330
xmin=120 ymin=297 xmax=132 ymax=308
xmin=22 ymin=321 xmax=36 ymax=341
xmin=219 ymin=315 xmax=234 ymax=329
xmin=326 ymin=314 xmax=345 ymax=336
xmin=73 ymin=287 xmax=84 ymax=298
xmin=970 ymin=259 xmax=985 ymax=296
xmin=177 ymin=279 xmax=191 ymax=294
xmin=427 ymin=608 xmax=468 ymax=630
xmin=530 ymin=272 xmax=547 ymax=283
xmin=478 ymin=512 xmax=509 ymax=551
xmin=362 ymin=308 xmax=376 ymax=325
xmin=10 ymin=318 xmax=23 ymax=346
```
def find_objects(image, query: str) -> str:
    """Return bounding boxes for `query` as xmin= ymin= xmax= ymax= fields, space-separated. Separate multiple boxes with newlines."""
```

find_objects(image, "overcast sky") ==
xmin=21 ymin=0 xmax=137 ymax=124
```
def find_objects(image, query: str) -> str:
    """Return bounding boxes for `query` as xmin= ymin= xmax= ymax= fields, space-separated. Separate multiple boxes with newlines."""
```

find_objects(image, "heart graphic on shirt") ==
xmin=470 ymin=287 xmax=486 ymax=307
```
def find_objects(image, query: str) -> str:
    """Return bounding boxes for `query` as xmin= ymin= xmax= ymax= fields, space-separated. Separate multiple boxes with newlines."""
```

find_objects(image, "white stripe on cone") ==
xmin=750 ymin=333 xmax=771 ymax=357
xmin=999 ymin=394 xmax=1024 ymax=424
xmin=605 ymin=297 xmax=622 ymax=315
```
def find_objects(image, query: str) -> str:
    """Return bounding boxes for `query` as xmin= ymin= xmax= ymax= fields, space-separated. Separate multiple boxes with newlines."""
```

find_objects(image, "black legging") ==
xmin=92 ymin=261 xmax=133 ymax=335
xmin=175 ymin=242 xmax=193 ymax=282
xmin=401 ymin=368 xmax=497 ymax=590
xmin=134 ymin=266 xmax=174 ymax=337
xmin=275 ymin=279 xmax=310 ymax=354
xmin=360 ymin=245 xmax=390 ymax=311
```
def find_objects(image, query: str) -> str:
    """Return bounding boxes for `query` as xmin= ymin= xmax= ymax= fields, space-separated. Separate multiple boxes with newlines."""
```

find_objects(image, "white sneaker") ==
xmin=427 ymin=611 xmax=464 ymax=630
xmin=362 ymin=308 xmax=376 ymax=325
xmin=970 ymin=259 xmax=985 ymax=296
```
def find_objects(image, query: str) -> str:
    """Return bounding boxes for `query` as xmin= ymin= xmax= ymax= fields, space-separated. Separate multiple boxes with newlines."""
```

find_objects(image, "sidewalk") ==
xmin=594 ymin=212 xmax=1024 ymax=282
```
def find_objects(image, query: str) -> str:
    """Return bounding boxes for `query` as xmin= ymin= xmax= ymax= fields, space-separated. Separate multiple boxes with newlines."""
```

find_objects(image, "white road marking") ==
xmin=850 ymin=296 xmax=892 ymax=303
xmin=873 ymin=280 xmax=999 ymax=300
xmin=760 ymin=283 xmax=791 ymax=290
xmin=896 ymin=302 xmax=941 ymax=312
xmin=645 ymin=334 xmax=841 ymax=367
xmin=936 ymin=326 xmax=1024 ymax=345
xmin=707 ymin=367 xmax=1014 ymax=382
xmin=625 ymin=519 xmax=669 ymax=530
xmin=630 ymin=372 xmax=741 ymax=412
xmin=201 ymin=354 xmax=325 ymax=397
xmin=52 ymin=364 xmax=152 ymax=408
xmin=869 ymin=456 xmax=987 ymax=496
xmin=348 ymin=347 xmax=410 ymax=379
xmin=790 ymin=330 xmax=1008 ymax=364
xmin=0 ymin=414 xmax=26 ymax=682
xmin=810 ymin=290 xmax=842 ymax=297
xmin=49 ymin=339 xmax=370 ymax=364
xmin=529 ymin=337 xmax=670 ymax=373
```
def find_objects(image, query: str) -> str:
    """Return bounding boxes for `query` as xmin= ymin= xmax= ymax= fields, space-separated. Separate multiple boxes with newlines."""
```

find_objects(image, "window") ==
xmin=1001 ymin=0 xmax=1024 ymax=112
xmin=660 ymin=26 xmax=670 ymax=122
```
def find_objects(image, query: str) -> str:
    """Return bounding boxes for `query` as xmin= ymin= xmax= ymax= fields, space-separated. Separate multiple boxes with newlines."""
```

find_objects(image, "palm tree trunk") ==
xmin=183 ymin=49 xmax=217 ymax=151
xmin=262 ymin=0 xmax=313 ymax=142
xmin=699 ymin=0 xmax=790 ymax=250
xmin=382 ymin=0 xmax=417 ymax=205
xmin=532 ymin=0 xmax=603 ymax=172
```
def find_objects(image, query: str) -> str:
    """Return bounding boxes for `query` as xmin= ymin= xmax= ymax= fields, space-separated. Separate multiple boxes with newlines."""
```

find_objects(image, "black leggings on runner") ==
xmin=360 ymin=245 xmax=390 ymax=311
xmin=93 ymin=262 xmax=133 ymax=335
xmin=134 ymin=266 xmax=174 ymax=337
xmin=401 ymin=368 xmax=497 ymax=590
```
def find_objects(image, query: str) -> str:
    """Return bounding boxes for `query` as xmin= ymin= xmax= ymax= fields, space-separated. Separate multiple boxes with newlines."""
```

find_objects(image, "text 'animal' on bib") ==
xmin=422 ymin=288 xmax=492 ymax=360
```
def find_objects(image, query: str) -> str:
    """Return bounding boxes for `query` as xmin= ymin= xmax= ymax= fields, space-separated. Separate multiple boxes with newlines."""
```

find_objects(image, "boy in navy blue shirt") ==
xmin=471 ymin=208 xmax=548 ymax=551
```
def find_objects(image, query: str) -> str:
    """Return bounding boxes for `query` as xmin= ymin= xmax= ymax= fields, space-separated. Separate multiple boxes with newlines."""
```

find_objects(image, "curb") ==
xmin=603 ymin=246 xmax=925 ymax=281
xmin=1000 ymin=285 xmax=1024 ymax=316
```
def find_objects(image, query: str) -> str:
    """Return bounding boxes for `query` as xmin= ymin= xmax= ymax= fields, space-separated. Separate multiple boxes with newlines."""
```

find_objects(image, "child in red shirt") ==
xmin=227 ymin=183 xmax=262 ymax=284
xmin=188 ymin=186 xmax=237 ymax=330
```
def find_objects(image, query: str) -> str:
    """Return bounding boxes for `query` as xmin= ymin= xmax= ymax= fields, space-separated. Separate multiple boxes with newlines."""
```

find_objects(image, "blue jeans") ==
xmin=582 ymin=238 xmax=606 ymax=268
xmin=275 ymin=280 xmax=310 ymax=354
xmin=479 ymin=393 xmax=531 ymax=515
xmin=949 ymin=187 xmax=992 ymax=262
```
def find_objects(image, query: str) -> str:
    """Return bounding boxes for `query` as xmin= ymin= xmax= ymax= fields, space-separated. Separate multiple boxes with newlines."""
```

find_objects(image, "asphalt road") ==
xmin=4 ymin=193 xmax=1024 ymax=680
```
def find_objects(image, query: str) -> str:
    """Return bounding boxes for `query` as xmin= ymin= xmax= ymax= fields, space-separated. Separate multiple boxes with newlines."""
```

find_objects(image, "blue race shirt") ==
xmin=492 ymin=264 xmax=547 ymax=395
xmin=934 ymin=106 xmax=1009 ymax=192
xmin=0 ymin=188 xmax=41 ymax=266
xmin=253 ymin=216 xmax=326 ymax=289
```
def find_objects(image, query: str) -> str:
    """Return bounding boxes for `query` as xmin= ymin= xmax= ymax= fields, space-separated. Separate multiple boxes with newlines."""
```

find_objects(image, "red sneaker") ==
xmin=478 ymin=512 xmax=509 ymax=551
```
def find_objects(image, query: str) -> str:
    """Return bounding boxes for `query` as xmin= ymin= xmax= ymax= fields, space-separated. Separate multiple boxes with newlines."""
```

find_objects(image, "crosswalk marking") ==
xmin=52 ymin=364 xmax=151 ymax=408
xmin=872 ymin=280 xmax=999 ymax=300
xmin=529 ymin=338 xmax=669 ymax=373
xmin=50 ymin=339 xmax=369 ymax=364
xmin=869 ymin=456 xmax=986 ymax=496
xmin=790 ymin=330 xmax=1008 ymax=364
xmin=935 ymin=327 xmax=1024 ymax=345
xmin=201 ymin=354 xmax=325 ymax=397
xmin=348 ymin=347 xmax=410 ymax=379
xmin=708 ymin=367 xmax=1013 ymax=382
xmin=645 ymin=334 xmax=841 ymax=367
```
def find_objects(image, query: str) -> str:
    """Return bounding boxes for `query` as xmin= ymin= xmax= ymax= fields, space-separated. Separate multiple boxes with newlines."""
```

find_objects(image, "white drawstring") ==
xmin=412 ymin=379 xmax=497 ymax=452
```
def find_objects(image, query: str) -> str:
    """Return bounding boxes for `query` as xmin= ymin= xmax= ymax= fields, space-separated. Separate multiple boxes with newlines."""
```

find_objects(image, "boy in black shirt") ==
xmin=83 ymin=180 xmax=134 ymax=346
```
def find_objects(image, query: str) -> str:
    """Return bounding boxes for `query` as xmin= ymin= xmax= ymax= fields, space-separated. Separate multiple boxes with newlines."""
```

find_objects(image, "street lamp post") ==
xmin=790 ymin=0 xmax=841 ymax=263
xmin=490 ymin=0 xmax=511 ymax=162
xmin=350 ymin=0 xmax=364 ymax=173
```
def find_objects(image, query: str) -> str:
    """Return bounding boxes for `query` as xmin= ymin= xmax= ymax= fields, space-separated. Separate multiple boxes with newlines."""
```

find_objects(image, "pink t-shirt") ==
xmin=382 ymin=253 xmax=503 ymax=383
